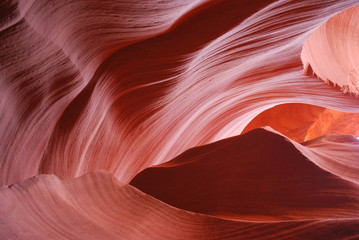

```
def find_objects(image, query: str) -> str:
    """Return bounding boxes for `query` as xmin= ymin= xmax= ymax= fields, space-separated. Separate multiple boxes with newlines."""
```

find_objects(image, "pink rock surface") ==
xmin=302 ymin=4 xmax=359 ymax=96
xmin=1 ymin=0 xmax=359 ymax=239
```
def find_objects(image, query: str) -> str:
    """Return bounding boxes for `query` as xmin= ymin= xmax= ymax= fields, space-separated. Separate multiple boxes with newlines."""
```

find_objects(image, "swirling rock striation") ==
xmin=1 ymin=0 xmax=359 ymax=239
xmin=1 ymin=0 xmax=359 ymax=185
xmin=302 ymin=4 xmax=359 ymax=96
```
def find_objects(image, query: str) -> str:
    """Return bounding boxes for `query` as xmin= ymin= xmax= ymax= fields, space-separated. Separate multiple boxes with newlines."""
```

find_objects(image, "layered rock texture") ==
xmin=1 ymin=0 xmax=359 ymax=239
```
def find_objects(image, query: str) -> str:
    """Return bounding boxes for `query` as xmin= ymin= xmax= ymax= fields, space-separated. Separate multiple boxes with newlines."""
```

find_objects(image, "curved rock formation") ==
xmin=242 ymin=103 xmax=359 ymax=141
xmin=2 ymin=0 xmax=359 ymax=185
xmin=302 ymin=4 xmax=359 ymax=96
xmin=305 ymin=108 xmax=359 ymax=140
xmin=2 ymin=168 xmax=359 ymax=240
xmin=131 ymin=128 xmax=359 ymax=221
xmin=242 ymin=103 xmax=326 ymax=141
xmin=1 ymin=0 xmax=359 ymax=239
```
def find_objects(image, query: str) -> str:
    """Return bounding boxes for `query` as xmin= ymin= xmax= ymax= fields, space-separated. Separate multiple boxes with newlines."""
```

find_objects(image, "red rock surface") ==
xmin=131 ymin=128 xmax=359 ymax=221
xmin=242 ymin=103 xmax=326 ymax=141
xmin=2 ymin=168 xmax=359 ymax=240
xmin=305 ymin=108 xmax=359 ymax=140
xmin=242 ymin=103 xmax=359 ymax=141
xmin=1 ymin=0 xmax=359 ymax=239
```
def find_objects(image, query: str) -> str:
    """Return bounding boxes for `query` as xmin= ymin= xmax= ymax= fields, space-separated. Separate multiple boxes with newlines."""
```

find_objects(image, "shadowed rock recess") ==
xmin=1 ymin=0 xmax=359 ymax=239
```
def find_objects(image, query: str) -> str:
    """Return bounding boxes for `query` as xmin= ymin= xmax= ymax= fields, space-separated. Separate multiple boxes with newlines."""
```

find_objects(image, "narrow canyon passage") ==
xmin=1 ymin=0 xmax=359 ymax=239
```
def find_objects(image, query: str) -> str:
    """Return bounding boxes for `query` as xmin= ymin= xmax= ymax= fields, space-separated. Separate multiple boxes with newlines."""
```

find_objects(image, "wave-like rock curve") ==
xmin=1 ymin=0 xmax=359 ymax=239
xmin=131 ymin=128 xmax=359 ymax=221
xmin=2 ymin=165 xmax=359 ymax=239
xmin=302 ymin=4 xmax=359 ymax=96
